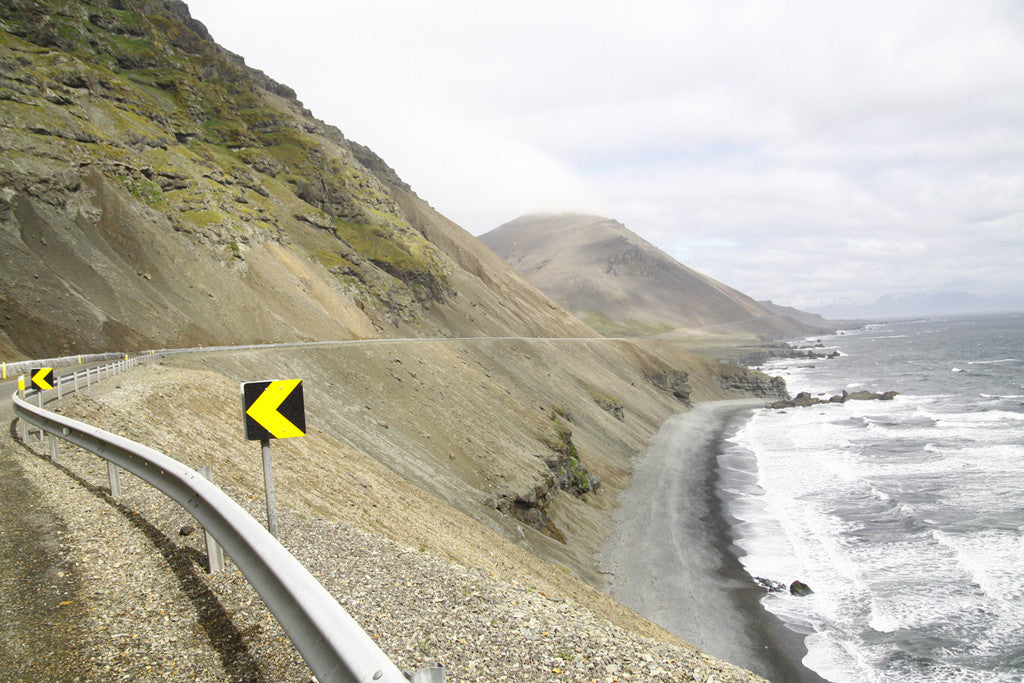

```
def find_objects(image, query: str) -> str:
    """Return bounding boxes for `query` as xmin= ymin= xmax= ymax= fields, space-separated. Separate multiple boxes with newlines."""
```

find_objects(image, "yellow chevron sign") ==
xmin=242 ymin=379 xmax=305 ymax=440
xmin=30 ymin=367 xmax=54 ymax=391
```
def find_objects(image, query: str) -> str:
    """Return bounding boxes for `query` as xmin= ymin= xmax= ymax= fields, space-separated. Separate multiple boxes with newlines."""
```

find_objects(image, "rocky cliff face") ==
xmin=0 ymin=0 xmax=591 ymax=358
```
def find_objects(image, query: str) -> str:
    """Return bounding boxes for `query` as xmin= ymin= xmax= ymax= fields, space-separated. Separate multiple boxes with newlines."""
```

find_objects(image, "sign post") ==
xmin=260 ymin=439 xmax=276 ymax=536
xmin=241 ymin=379 xmax=305 ymax=537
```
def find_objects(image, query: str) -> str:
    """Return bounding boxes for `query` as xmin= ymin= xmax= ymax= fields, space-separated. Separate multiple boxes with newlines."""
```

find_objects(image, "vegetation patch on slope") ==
xmin=0 ymin=0 xmax=452 ymax=339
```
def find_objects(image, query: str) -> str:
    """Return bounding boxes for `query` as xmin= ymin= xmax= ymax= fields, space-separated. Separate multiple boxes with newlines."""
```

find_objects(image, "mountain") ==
xmin=481 ymin=213 xmax=828 ymax=338
xmin=0 ymin=0 xmax=791 ymax=578
xmin=0 ymin=0 xmax=592 ymax=360
xmin=758 ymin=301 xmax=833 ymax=333
xmin=0 ymin=6 xmax=800 ymax=677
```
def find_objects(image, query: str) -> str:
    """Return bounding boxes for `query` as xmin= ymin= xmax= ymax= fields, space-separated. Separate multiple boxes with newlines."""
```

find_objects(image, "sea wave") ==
xmin=721 ymin=314 xmax=1024 ymax=682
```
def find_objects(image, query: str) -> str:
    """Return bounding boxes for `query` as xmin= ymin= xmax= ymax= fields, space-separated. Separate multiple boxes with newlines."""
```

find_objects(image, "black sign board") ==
xmin=241 ymin=379 xmax=306 ymax=441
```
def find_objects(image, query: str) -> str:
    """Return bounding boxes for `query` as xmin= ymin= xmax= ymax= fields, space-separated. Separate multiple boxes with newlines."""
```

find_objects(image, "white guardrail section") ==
xmin=10 ymin=355 xmax=442 ymax=683
xmin=1 ymin=352 xmax=125 ymax=380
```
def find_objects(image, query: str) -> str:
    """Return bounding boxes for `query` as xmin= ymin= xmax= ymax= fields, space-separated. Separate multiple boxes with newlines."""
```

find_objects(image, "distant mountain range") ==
xmin=481 ymin=214 xmax=832 ymax=338
xmin=809 ymin=292 xmax=1024 ymax=321
xmin=757 ymin=301 xmax=833 ymax=330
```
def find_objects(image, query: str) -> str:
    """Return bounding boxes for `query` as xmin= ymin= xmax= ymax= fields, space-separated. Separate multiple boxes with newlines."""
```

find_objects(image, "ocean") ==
xmin=717 ymin=312 xmax=1024 ymax=682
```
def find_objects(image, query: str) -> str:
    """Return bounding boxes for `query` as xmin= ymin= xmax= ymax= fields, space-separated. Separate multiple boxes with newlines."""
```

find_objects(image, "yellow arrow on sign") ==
xmin=245 ymin=379 xmax=305 ymax=439
xmin=32 ymin=368 xmax=53 ymax=390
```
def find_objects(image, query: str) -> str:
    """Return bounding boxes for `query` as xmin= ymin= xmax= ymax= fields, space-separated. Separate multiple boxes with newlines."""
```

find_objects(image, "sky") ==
xmin=184 ymin=1 xmax=1024 ymax=313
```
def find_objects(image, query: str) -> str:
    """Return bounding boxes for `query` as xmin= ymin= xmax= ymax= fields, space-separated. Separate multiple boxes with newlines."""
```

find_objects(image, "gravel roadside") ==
xmin=0 ymin=424 xmax=92 ymax=681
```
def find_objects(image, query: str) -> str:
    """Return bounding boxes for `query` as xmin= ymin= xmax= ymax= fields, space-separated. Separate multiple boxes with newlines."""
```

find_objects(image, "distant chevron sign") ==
xmin=30 ymin=367 xmax=54 ymax=391
xmin=241 ymin=379 xmax=306 ymax=440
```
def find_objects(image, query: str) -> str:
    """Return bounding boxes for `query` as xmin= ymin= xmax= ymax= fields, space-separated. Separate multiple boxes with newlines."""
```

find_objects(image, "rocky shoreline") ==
xmin=768 ymin=389 xmax=899 ymax=409
xmin=736 ymin=342 xmax=840 ymax=367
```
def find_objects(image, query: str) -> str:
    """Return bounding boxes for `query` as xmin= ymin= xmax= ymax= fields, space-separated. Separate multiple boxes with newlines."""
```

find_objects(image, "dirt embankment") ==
xmin=57 ymin=338 xmax=782 ymax=613
xmin=13 ymin=337 xmax=783 ymax=679
xmin=144 ymin=338 xmax=781 ymax=582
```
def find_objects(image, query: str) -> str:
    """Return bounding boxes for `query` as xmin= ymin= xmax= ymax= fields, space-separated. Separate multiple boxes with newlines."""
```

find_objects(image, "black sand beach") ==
xmin=599 ymin=400 xmax=828 ymax=682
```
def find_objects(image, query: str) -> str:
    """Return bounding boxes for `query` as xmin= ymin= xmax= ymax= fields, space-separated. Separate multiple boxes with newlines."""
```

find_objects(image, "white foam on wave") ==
xmin=795 ymin=512 xmax=1024 ymax=681
xmin=930 ymin=529 xmax=1024 ymax=603
xmin=802 ymin=630 xmax=880 ymax=683
xmin=935 ymin=408 xmax=1024 ymax=425
xmin=923 ymin=529 xmax=1024 ymax=671
xmin=726 ymin=315 xmax=1024 ymax=681
xmin=731 ymin=412 xmax=875 ymax=616
xmin=717 ymin=442 xmax=805 ymax=583
xmin=729 ymin=400 xmax=1024 ymax=681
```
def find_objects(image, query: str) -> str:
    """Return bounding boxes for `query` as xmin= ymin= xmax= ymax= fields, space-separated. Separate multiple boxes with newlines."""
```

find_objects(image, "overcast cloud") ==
xmin=185 ymin=1 xmax=1024 ymax=311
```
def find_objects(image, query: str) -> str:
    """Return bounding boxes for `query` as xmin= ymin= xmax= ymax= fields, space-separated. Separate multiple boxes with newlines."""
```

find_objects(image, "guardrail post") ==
xmin=49 ymin=432 xmax=59 ymax=463
xmin=199 ymin=466 xmax=225 ymax=573
xmin=57 ymin=375 xmax=63 ymax=401
xmin=410 ymin=666 xmax=447 ymax=682
xmin=107 ymin=461 xmax=122 ymax=497
xmin=74 ymin=372 xmax=79 ymax=393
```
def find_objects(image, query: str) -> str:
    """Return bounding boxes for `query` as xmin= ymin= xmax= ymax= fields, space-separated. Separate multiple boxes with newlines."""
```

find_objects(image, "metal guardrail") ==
xmin=10 ymin=356 xmax=442 ymax=683
xmin=1 ymin=352 xmax=125 ymax=380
